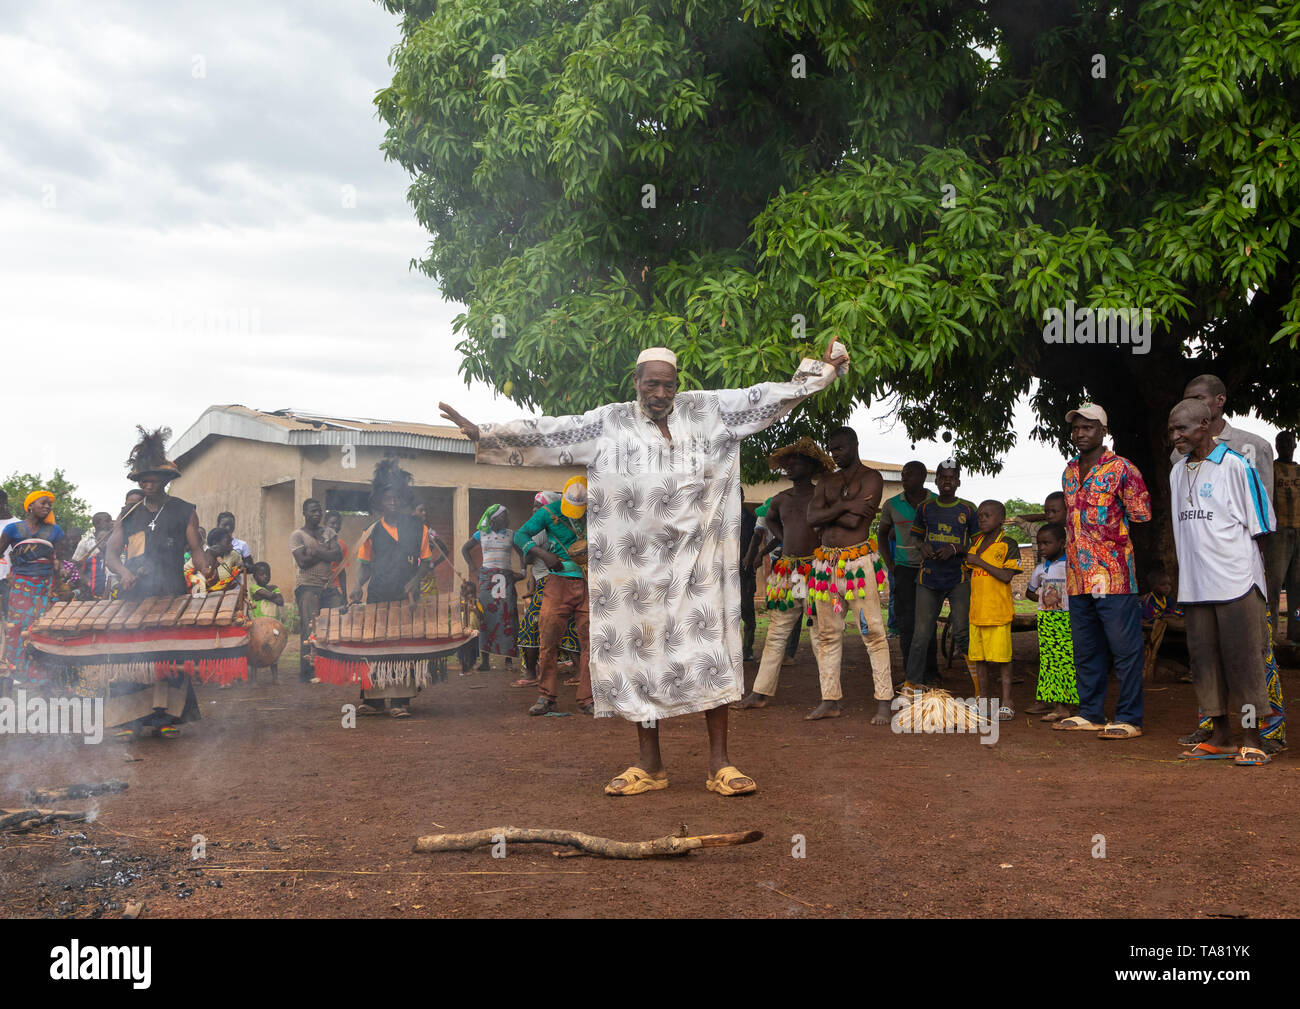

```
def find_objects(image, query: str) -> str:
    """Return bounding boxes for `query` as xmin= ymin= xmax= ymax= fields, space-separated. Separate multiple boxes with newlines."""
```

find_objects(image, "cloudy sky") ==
xmin=1 ymin=1 xmax=1281 ymax=517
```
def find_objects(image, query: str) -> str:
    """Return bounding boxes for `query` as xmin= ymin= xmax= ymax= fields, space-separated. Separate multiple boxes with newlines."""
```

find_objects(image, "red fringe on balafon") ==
xmin=314 ymin=655 xmax=373 ymax=689
xmin=152 ymin=658 xmax=249 ymax=686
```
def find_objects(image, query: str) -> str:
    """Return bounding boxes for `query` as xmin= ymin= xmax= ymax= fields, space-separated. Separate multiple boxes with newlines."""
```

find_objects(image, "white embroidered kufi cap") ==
xmin=635 ymin=347 xmax=678 ymax=368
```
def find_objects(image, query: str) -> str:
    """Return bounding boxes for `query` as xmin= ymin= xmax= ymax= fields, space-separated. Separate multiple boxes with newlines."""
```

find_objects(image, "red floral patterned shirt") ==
xmin=1062 ymin=449 xmax=1151 ymax=596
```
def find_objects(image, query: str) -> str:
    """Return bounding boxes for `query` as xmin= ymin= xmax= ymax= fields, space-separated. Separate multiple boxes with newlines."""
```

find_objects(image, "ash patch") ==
xmin=0 ymin=825 xmax=206 ymax=918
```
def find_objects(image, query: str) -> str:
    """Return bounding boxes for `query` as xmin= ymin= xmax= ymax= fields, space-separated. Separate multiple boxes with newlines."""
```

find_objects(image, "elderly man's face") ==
xmin=636 ymin=362 xmax=678 ymax=421
xmin=1168 ymin=407 xmax=1209 ymax=455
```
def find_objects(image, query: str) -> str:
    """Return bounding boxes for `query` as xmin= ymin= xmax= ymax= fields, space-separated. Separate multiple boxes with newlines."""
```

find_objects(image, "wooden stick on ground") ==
xmin=0 ymin=809 xmax=89 ymax=832
xmin=413 ymin=827 xmax=762 ymax=859
xmin=23 ymin=781 xmax=128 ymax=804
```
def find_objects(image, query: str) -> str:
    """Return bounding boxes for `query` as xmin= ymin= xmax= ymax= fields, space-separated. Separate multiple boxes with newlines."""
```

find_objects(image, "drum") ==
xmin=247 ymin=617 xmax=288 ymax=667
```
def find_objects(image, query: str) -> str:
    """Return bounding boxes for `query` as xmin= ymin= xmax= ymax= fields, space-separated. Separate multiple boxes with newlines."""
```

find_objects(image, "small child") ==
xmin=1139 ymin=568 xmax=1182 ymax=621
xmin=1043 ymin=490 xmax=1067 ymax=528
xmin=1025 ymin=522 xmax=1078 ymax=721
xmin=186 ymin=527 xmax=243 ymax=592
xmin=1138 ymin=568 xmax=1190 ymax=685
xmin=248 ymin=561 xmax=285 ymax=682
xmin=965 ymin=500 xmax=1022 ymax=719
xmin=249 ymin=561 xmax=284 ymax=617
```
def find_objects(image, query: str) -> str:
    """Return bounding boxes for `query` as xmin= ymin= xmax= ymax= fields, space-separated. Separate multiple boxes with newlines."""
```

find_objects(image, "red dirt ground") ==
xmin=2 ymin=628 xmax=1298 ymax=919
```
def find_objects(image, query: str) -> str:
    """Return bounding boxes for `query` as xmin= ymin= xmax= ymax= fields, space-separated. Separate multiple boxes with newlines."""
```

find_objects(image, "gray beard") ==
xmin=637 ymin=396 xmax=673 ymax=421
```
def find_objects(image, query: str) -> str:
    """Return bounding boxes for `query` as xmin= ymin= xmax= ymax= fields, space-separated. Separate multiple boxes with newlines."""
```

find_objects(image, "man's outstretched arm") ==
xmin=440 ymin=401 xmax=604 ymax=468
xmin=714 ymin=342 xmax=849 ymax=440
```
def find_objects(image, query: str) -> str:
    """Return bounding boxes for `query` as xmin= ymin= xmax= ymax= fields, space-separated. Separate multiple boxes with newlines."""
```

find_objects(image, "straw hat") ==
xmin=767 ymin=437 xmax=835 ymax=476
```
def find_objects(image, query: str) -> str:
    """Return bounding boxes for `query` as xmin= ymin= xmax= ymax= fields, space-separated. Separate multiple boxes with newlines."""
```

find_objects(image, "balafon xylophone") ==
xmin=25 ymin=590 xmax=250 ymax=686
xmin=312 ymin=599 xmax=475 ymax=690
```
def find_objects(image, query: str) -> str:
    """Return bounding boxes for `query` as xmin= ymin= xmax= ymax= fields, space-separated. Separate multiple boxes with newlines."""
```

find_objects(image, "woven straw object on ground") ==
xmin=893 ymin=688 xmax=991 ymax=732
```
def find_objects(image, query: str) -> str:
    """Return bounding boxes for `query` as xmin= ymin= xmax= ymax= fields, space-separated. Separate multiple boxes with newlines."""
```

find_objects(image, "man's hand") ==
xmin=532 ymin=546 xmax=563 ymax=572
xmin=438 ymin=403 xmax=480 ymax=442
xmin=823 ymin=341 xmax=850 ymax=372
xmin=349 ymin=588 xmax=364 ymax=604
xmin=120 ymin=572 xmax=138 ymax=593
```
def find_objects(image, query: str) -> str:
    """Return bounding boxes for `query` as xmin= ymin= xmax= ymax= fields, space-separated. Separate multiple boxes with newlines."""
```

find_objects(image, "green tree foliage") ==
xmin=2 ymin=470 xmax=94 ymax=533
xmin=1001 ymin=496 xmax=1044 ymax=542
xmin=377 ymin=0 xmax=1300 ymax=563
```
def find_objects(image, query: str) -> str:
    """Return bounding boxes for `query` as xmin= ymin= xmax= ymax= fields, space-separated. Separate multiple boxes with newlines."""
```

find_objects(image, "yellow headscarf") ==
xmin=23 ymin=490 xmax=55 ymax=524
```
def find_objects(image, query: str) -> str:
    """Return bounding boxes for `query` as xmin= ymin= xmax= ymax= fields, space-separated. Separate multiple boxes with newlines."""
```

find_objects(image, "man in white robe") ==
xmin=439 ymin=342 xmax=849 ymax=796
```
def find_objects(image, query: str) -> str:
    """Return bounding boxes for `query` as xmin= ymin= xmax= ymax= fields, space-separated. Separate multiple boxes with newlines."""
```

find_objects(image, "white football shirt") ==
xmin=1170 ymin=443 xmax=1275 ymax=603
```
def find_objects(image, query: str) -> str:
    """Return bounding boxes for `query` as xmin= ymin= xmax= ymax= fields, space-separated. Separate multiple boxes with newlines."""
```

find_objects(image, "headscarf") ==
xmin=24 ymin=490 xmax=55 ymax=524
xmin=476 ymin=504 xmax=503 ymax=533
xmin=534 ymin=490 xmax=561 ymax=509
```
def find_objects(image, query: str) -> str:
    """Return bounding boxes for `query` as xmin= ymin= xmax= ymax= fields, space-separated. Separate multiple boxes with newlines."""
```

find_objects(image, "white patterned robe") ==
xmin=476 ymin=357 xmax=839 ymax=721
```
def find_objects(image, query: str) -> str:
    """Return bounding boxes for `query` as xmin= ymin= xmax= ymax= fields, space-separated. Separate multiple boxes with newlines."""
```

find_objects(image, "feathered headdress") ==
xmin=126 ymin=426 xmax=182 ymax=482
xmin=370 ymin=457 xmax=414 ymax=512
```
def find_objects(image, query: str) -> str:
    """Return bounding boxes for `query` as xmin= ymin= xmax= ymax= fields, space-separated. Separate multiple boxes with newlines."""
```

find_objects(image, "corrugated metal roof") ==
xmin=171 ymin=406 xmax=473 ymax=462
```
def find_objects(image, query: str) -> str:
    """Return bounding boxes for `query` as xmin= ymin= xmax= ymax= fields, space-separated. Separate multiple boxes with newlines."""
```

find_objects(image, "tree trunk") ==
xmin=1107 ymin=359 xmax=1181 ymax=583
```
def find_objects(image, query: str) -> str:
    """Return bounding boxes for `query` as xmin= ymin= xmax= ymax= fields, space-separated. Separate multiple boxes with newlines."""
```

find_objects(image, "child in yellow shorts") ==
xmin=965 ymin=500 xmax=1022 ymax=720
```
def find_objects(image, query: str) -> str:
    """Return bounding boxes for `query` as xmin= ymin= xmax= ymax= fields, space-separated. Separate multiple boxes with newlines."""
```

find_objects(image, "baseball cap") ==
xmin=1065 ymin=402 xmax=1108 ymax=426
xmin=560 ymin=475 xmax=587 ymax=518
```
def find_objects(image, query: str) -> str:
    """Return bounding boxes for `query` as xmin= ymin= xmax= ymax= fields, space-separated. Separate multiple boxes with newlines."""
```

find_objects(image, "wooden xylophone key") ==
xmin=159 ymin=597 xmax=190 ymax=627
xmin=147 ymin=598 xmax=175 ymax=629
xmin=82 ymin=600 xmax=114 ymax=630
xmin=51 ymin=601 xmax=85 ymax=632
xmin=315 ymin=604 xmax=330 ymax=642
xmin=125 ymin=598 xmax=162 ymax=630
xmin=349 ymin=606 xmax=364 ymax=643
xmin=423 ymin=600 xmax=438 ymax=640
xmin=33 ymin=601 xmax=64 ymax=632
xmin=374 ymin=602 xmax=389 ymax=642
xmin=392 ymin=599 xmax=406 ymax=642
xmin=362 ymin=604 xmax=378 ymax=643
xmin=109 ymin=599 xmax=142 ymax=631
xmin=328 ymin=607 xmax=343 ymax=645
xmin=92 ymin=600 xmax=124 ymax=631
xmin=215 ymin=590 xmax=240 ymax=626
xmin=45 ymin=601 xmax=75 ymax=632
xmin=62 ymin=601 xmax=91 ymax=631
xmin=195 ymin=593 xmax=224 ymax=627
xmin=178 ymin=595 xmax=204 ymax=626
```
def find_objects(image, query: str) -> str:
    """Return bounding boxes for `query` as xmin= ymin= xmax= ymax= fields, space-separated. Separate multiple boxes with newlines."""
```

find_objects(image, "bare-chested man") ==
xmin=733 ymin=438 xmax=834 ymax=709
xmin=805 ymin=426 xmax=894 ymax=723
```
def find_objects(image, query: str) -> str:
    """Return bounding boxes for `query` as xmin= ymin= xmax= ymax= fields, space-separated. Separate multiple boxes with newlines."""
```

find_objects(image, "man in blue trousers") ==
xmin=1050 ymin=403 xmax=1152 ymax=740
